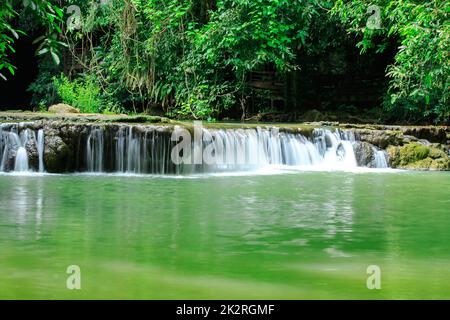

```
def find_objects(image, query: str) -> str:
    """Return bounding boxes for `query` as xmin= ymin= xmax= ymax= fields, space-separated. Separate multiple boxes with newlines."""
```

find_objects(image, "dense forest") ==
xmin=0 ymin=0 xmax=448 ymax=124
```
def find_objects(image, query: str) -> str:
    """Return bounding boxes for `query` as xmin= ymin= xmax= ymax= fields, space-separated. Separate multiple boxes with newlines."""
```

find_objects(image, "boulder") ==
xmin=44 ymin=132 xmax=70 ymax=172
xmin=387 ymin=142 xmax=450 ymax=171
xmin=352 ymin=141 xmax=375 ymax=167
xmin=402 ymin=127 xmax=447 ymax=144
xmin=25 ymin=135 xmax=39 ymax=170
xmin=48 ymin=104 xmax=80 ymax=114
xmin=353 ymin=129 xmax=404 ymax=149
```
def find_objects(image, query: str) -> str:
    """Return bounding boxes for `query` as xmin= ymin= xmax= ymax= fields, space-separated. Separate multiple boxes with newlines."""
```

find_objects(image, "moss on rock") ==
xmin=428 ymin=147 xmax=448 ymax=160
xmin=387 ymin=142 xmax=450 ymax=170
xmin=399 ymin=143 xmax=429 ymax=166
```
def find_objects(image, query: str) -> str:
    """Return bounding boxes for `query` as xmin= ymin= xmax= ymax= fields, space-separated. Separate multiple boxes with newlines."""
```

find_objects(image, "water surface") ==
xmin=0 ymin=170 xmax=449 ymax=299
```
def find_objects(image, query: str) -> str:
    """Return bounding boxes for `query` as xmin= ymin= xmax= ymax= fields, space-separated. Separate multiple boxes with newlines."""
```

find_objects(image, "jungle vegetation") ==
xmin=0 ymin=0 xmax=449 ymax=123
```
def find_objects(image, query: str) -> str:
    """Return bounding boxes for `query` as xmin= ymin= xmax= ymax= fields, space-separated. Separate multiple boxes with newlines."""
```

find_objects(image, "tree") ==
xmin=0 ymin=0 xmax=65 ymax=81
xmin=332 ymin=0 xmax=449 ymax=122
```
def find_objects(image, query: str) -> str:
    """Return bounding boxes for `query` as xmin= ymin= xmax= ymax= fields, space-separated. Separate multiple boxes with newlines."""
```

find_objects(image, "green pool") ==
xmin=1 ymin=170 xmax=449 ymax=299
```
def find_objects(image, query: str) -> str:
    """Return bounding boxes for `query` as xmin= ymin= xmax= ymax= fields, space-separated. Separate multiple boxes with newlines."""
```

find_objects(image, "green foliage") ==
xmin=56 ymin=0 xmax=327 ymax=120
xmin=0 ymin=0 xmax=65 ymax=80
xmin=332 ymin=0 xmax=450 ymax=122
xmin=53 ymin=74 xmax=103 ymax=113
xmin=0 ymin=2 xmax=22 ymax=80
xmin=28 ymin=57 xmax=60 ymax=109
xmin=3 ymin=0 xmax=449 ymax=123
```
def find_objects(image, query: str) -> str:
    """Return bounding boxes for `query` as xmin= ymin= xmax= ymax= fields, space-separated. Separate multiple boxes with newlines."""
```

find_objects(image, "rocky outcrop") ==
xmin=352 ymin=142 xmax=375 ymax=167
xmin=401 ymin=127 xmax=447 ymax=144
xmin=338 ymin=124 xmax=450 ymax=170
xmin=48 ymin=104 xmax=80 ymax=114
xmin=0 ymin=142 xmax=18 ymax=171
xmin=352 ymin=129 xmax=404 ymax=149
xmin=387 ymin=142 xmax=450 ymax=170
xmin=340 ymin=124 xmax=450 ymax=149
xmin=44 ymin=131 xmax=70 ymax=172
xmin=1 ymin=112 xmax=449 ymax=172
xmin=25 ymin=135 xmax=39 ymax=169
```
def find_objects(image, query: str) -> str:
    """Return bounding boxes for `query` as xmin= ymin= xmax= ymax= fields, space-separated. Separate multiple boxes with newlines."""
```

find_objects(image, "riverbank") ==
xmin=1 ymin=111 xmax=449 ymax=172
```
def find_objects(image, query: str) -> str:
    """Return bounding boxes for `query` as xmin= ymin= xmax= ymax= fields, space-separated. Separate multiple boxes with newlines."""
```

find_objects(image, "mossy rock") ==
xmin=405 ymin=157 xmax=450 ymax=171
xmin=105 ymin=115 xmax=165 ymax=123
xmin=428 ymin=147 xmax=448 ymax=160
xmin=398 ymin=142 xmax=429 ymax=166
xmin=355 ymin=129 xmax=404 ymax=149
xmin=388 ymin=142 xmax=450 ymax=170
xmin=432 ymin=157 xmax=450 ymax=170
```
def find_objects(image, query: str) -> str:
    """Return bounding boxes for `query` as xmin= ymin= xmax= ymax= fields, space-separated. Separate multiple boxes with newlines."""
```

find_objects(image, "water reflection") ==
xmin=35 ymin=177 xmax=43 ymax=240
xmin=0 ymin=172 xmax=449 ymax=299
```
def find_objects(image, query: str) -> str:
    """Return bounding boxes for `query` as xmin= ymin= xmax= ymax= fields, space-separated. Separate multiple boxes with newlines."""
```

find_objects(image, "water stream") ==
xmin=1 ymin=123 xmax=389 ymax=174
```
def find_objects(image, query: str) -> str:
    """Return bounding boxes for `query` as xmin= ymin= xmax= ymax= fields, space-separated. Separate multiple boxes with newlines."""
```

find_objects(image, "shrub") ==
xmin=53 ymin=74 xmax=103 ymax=113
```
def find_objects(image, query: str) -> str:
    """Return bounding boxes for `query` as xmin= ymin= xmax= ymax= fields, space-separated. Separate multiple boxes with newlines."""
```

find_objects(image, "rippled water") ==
xmin=0 ymin=170 xmax=449 ymax=299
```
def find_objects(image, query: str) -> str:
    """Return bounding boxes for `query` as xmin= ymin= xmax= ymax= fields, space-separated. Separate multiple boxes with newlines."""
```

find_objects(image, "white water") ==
xmin=1 ymin=123 xmax=391 ymax=174
xmin=14 ymin=147 xmax=29 ymax=172
xmin=374 ymin=149 xmax=388 ymax=168
xmin=37 ymin=130 xmax=45 ymax=173
xmin=86 ymin=128 xmax=104 ymax=172
xmin=0 ymin=124 xmax=45 ymax=173
xmin=85 ymin=126 xmax=385 ymax=174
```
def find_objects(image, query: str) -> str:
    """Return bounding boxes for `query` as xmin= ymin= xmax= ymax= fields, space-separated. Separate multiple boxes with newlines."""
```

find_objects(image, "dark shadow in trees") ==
xmin=0 ymin=35 xmax=38 ymax=110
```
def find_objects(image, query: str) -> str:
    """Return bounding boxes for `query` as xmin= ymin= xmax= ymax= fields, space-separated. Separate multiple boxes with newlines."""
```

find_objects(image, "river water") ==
xmin=0 ymin=170 xmax=449 ymax=299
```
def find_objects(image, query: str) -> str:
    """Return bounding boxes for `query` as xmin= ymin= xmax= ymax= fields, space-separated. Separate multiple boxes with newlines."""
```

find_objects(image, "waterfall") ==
xmin=127 ymin=126 xmax=142 ymax=173
xmin=0 ymin=124 xmax=45 ymax=173
xmin=81 ymin=125 xmax=379 ymax=174
xmin=0 ymin=125 xmax=30 ymax=172
xmin=0 ymin=125 xmax=5 ymax=171
xmin=373 ymin=149 xmax=388 ymax=168
xmin=313 ymin=129 xmax=357 ymax=168
xmin=37 ymin=130 xmax=45 ymax=173
xmin=86 ymin=128 xmax=104 ymax=172
xmin=0 ymin=122 xmax=392 ymax=174
xmin=14 ymin=147 xmax=29 ymax=172
xmin=116 ymin=127 xmax=126 ymax=172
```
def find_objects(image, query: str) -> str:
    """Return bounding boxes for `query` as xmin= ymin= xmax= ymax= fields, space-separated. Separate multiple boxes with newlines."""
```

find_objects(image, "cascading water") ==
xmin=85 ymin=126 xmax=173 ymax=174
xmin=37 ymin=130 xmax=45 ymax=173
xmin=373 ymin=149 xmax=388 ymax=168
xmin=14 ymin=129 xmax=30 ymax=172
xmin=86 ymin=128 xmax=104 ymax=172
xmin=0 ymin=123 xmax=45 ymax=173
xmin=1 ymin=122 xmax=391 ymax=174
xmin=313 ymin=129 xmax=357 ymax=169
xmin=81 ymin=125 xmax=387 ymax=174
xmin=14 ymin=148 xmax=29 ymax=172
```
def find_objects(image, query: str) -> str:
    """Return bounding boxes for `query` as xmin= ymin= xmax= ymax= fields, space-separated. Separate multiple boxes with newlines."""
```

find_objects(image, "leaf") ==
xmin=10 ymin=28 xmax=19 ymax=40
xmin=7 ymin=66 xmax=15 ymax=76
xmin=51 ymin=51 xmax=60 ymax=65
xmin=54 ymin=6 xmax=63 ymax=18
xmin=37 ymin=48 xmax=49 ymax=55
xmin=32 ymin=35 xmax=46 ymax=45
